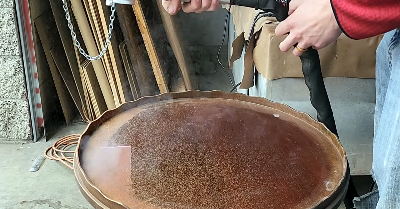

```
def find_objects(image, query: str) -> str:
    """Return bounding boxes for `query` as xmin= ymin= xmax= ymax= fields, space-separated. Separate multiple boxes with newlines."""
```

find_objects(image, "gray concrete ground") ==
xmin=0 ymin=123 xmax=91 ymax=209
xmin=1 ymin=122 xmax=373 ymax=209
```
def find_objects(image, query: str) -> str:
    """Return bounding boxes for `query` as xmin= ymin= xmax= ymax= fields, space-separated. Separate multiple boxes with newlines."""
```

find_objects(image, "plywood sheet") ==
xmin=34 ymin=10 xmax=79 ymax=123
xmin=132 ymin=0 xmax=168 ymax=93
xmin=49 ymin=0 xmax=86 ymax=119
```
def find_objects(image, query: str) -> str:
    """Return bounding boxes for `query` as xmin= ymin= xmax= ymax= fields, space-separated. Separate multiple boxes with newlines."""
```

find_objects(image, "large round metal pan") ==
xmin=74 ymin=91 xmax=349 ymax=209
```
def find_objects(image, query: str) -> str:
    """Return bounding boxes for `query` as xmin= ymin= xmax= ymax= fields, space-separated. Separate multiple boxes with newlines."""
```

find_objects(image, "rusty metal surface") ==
xmin=74 ymin=90 xmax=348 ymax=209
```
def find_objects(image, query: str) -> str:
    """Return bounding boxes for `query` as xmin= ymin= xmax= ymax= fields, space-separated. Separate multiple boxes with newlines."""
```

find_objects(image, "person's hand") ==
xmin=162 ymin=0 xmax=219 ymax=15
xmin=275 ymin=0 xmax=342 ymax=56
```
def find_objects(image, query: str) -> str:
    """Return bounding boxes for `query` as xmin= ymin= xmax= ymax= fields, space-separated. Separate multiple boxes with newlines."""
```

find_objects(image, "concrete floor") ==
xmin=0 ymin=122 xmax=375 ymax=209
xmin=0 ymin=123 xmax=92 ymax=209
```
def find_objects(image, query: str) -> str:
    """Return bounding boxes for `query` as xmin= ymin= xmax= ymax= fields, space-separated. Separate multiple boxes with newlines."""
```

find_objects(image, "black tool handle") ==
xmin=229 ymin=0 xmax=289 ymax=21
xmin=230 ymin=0 xmax=275 ymax=11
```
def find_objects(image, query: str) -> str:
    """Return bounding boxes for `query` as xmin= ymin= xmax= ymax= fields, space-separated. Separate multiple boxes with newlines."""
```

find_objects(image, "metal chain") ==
xmin=217 ymin=6 xmax=235 ymax=89
xmin=61 ymin=0 xmax=116 ymax=61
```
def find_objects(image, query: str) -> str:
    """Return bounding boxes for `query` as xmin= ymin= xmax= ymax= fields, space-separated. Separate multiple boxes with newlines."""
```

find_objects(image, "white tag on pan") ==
xmin=106 ymin=0 xmax=135 ymax=6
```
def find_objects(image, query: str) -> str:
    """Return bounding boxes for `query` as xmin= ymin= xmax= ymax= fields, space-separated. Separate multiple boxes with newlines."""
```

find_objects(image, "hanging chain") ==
xmin=61 ymin=0 xmax=116 ymax=61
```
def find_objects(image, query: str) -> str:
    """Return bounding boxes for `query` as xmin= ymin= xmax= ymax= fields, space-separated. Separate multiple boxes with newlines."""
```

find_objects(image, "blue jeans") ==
xmin=354 ymin=29 xmax=400 ymax=209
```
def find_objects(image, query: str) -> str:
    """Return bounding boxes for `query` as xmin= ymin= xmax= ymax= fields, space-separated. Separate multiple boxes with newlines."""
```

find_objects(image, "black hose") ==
xmin=345 ymin=176 xmax=359 ymax=208
xmin=300 ymin=48 xmax=358 ymax=209
xmin=369 ymin=180 xmax=376 ymax=192
xmin=299 ymin=48 xmax=338 ymax=136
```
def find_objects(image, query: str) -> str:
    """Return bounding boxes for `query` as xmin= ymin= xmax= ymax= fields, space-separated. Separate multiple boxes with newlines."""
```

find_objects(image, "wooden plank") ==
xmin=35 ymin=12 xmax=78 ymax=124
xmin=80 ymin=64 xmax=98 ymax=120
xmin=70 ymin=4 xmax=107 ymax=119
xmin=83 ymin=0 xmax=121 ymax=105
xmin=155 ymin=1 xmax=198 ymax=90
xmin=61 ymin=0 xmax=93 ymax=118
xmin=112 ymin=37 xmax=135 ymax=103
xmin=132 ymin=0 xmax=169 ymax=93
xmin=116 ymin=4 xmax=159 ymax=97
xmin=119 ymin=42 xmax=140 ymax=100
xmin=82 ymin=0 xmax=101 ymax=49
xmin=37 ymin=7 xmax=84 ymax=119
xmin=47 ymin=56 xmax=77 ymax=124
xmin=83 ymin=0 xmax=131 ymax=104
xmin=32 ymin=27 xmax=64 ymax=135
xmin=84 ymin=64 xmax=103 ymax=118
xmin=29 ymin=0 xmax=64 ymax=136
xmin=50 ymin=48 xmax=84 ymax=118
xmin=49 ymin=0 xmax=86 ymax=119
xmin=70 ymin=0 xmax=116 ymax=110
xmin=80 ymin=67 xmax=93 ymax=120
xmin=75 ymin=51 xmax=107 ymax=119
xmin=28 ymin=0 xmax=51 ymax=20
xmin=79 ymin=0 xmax=106 ymax=116
xmin=98 ymin=0 xmax=128 ymax=103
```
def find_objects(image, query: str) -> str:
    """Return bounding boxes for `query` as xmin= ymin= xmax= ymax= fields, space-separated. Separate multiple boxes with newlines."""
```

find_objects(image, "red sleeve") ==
xmin=331 ymin=0 xmax=400 ymax=39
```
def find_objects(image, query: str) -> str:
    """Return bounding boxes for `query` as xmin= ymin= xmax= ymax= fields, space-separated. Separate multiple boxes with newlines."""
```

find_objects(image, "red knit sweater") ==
xmin=331 ymin=0 xmax=400 ymax=39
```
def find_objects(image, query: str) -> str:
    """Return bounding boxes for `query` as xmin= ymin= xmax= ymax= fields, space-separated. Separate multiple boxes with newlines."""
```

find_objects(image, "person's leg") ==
xmin=374 ymin=29 xmax=398 ymax=136
xmin=373 ymin=28 xmax=400 ymax=209
xmin=354 ymin=29 xmax=400 ymax=209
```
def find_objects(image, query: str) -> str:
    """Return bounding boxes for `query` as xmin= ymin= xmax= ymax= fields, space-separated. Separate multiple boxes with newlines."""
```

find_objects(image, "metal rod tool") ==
xmin=181 ymin=0 xmax=288 ymax=21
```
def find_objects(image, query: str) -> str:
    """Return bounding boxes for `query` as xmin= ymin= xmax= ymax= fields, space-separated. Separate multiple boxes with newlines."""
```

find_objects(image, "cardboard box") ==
xmin=228 ymin=6 xmax=383 ymax=88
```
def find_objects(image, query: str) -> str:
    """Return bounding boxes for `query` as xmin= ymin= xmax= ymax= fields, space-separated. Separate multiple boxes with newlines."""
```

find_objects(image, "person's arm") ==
xmin=275 ymin=0 xmax=400 ymax=56
xmin=332 ymin=0 xmax=400 ymax=40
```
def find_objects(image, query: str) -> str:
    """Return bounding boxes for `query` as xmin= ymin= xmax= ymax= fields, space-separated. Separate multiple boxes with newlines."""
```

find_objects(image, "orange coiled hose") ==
xmin=44 ymin=134 xmax=80 ymax=170
xmin=44 ymin=107 xmax=91 ymax=169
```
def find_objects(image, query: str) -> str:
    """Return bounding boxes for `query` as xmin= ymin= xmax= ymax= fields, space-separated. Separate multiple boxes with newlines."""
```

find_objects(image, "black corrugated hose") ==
xmin=300 ymin=48 xmax=338 ymax=135
xmin=300 ymin=48 xmax=358 ymax=209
